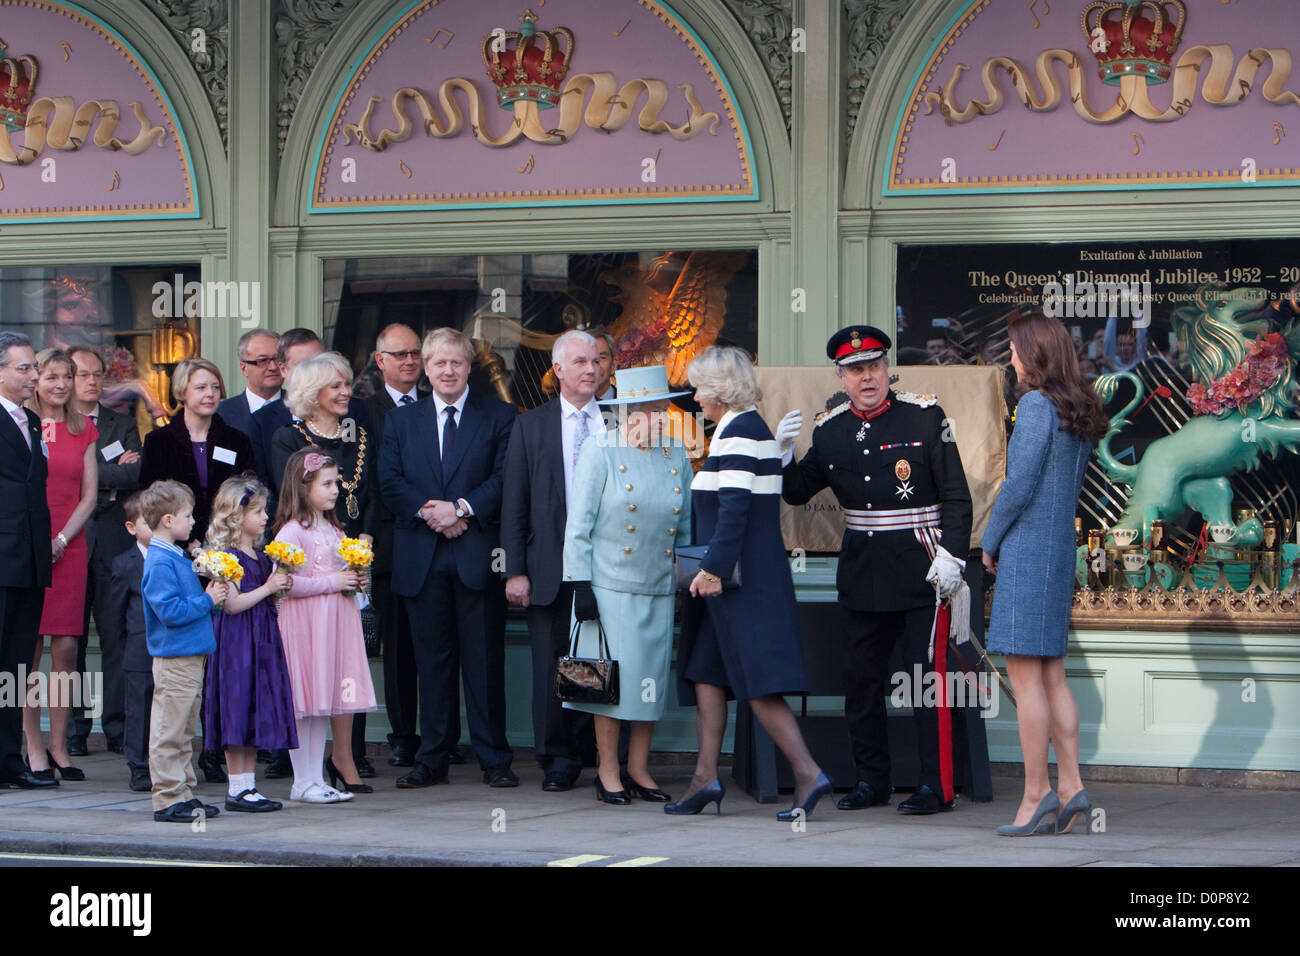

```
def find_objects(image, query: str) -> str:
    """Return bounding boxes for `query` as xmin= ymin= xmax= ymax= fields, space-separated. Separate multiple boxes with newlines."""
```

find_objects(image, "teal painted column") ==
xmin=214 ymin=0 xmax=277 ymax=380
xmin=788 ymin=0 xmax=842 ymax=363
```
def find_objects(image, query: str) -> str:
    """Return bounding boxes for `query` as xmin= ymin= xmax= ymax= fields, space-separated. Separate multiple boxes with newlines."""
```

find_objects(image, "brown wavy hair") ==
xmin=273 ymin=446 xmax=342 ymax=534
xmin=1007 ymin=310 xmax=1108 ymax=442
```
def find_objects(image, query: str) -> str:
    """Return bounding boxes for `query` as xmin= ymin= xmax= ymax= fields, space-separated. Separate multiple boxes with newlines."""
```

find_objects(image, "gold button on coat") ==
xmin=625 ymin=483 xmax=633 ymax=491
xmin=626 ymin=525 xmax=636 ymax=532
xmin=673 ymin=507 xmax=681 ymax=514
xmin=623 ymin=546 xmax=632 ymax=554
xmin=673 ymin=487 xmax=680 ymax=494
xmin=628 ymin=504 xmax=637 ymax=512
xmin=667 ymin=528 xmax=676 ymax=535
xmin=619 ymin=465 xmax=627 ymax=473
xmin=670 ymin=468 xmax=678 ymax=475
xmin=665 ymin=549 xmax=672 ymax=556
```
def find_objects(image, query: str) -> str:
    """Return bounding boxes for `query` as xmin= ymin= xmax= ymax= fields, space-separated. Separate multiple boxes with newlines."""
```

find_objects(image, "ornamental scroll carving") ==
xmin=843 ymin=0 xmax=911 ymax=140
xmin=274 ymin=0 xmax=363 ymax=159
xmin=142 ymin=0 xmax=229 ymax=148
xmin=720 ymin=0 xmax=792 ymax=133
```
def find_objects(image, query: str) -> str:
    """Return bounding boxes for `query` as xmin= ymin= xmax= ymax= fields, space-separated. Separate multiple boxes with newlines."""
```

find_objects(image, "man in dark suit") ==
xmin=379 ymin=327 xmax=517 ymax=788
xmin=502 ymin=330 xmax=603 ymax=791
xmin=363 ymin=322 xmax=428 ymax=768
xmin=216 ymin=328 xmax=282 ymax=438
xmin=0 ymin=331 xmax=58 ymax=789
xmin=67 ymin=346 xmax=143 ymax=755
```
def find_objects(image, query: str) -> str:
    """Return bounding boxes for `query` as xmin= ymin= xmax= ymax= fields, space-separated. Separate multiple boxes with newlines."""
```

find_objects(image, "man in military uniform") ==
xmin=780 ymin=325 xmax=973 ymax=814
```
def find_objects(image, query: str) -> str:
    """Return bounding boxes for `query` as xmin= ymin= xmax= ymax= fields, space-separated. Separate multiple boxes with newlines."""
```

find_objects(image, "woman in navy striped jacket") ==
xmin=669 ymin=347 xmax=831 ymax=821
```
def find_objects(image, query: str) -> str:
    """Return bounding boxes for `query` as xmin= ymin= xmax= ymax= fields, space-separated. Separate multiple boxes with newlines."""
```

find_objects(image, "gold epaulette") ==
xmin=814 ymin=401 xmax=851 ymax=427
xmin=895 ymin=391 xmax=938 ymax=408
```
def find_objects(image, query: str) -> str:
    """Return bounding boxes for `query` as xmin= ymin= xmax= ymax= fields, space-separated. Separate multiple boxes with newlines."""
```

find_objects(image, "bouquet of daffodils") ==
xmin=338 ymin=537 xmax=374 ymax=597
xmin=192 ymin=550 xmax=245 ymax=610
xmin=264 ymin=541 xmax=306 ymax=599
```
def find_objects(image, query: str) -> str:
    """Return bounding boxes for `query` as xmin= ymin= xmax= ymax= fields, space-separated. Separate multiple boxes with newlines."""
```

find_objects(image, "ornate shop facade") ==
xmin=2 ymin=0 xmax=1297 ymax=772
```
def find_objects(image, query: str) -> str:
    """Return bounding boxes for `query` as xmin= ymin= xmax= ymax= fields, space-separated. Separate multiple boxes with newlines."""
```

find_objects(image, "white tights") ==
xmin=289 ymin=716 xmax=329 ymax=790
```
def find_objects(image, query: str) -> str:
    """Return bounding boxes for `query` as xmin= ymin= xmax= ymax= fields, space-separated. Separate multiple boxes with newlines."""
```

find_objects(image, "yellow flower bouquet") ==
xmin=192 ymin=549 xmax=245 ymax=610
xmin=264 ymin=541 xmax=306 ymax=599
xmin=338 ymin=537 xmax=374 ymax=597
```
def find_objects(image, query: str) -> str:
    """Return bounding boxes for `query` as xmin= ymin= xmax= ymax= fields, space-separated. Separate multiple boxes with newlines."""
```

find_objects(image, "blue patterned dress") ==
xmin=982 ymin=391 xmax=1094 ymax=657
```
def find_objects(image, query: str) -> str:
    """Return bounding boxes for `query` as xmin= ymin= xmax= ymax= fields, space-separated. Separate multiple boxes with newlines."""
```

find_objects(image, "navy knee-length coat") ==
xmin=677 ymin=407 xmax=807 ymax=705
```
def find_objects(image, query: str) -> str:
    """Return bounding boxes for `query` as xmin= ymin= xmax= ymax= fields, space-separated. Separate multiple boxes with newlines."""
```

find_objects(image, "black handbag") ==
xmin=360 ymin=603 xmax=381 ymax=658
xmin=674 ymin=544 xmax=741 ymax=592
xmin=554 ymin=617 xmax=620 ymax=705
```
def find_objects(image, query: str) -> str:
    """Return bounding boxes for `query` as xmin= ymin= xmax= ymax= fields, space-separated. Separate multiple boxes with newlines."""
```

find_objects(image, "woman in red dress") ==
xmin=22 ymin=349 xmax=98 ymax=782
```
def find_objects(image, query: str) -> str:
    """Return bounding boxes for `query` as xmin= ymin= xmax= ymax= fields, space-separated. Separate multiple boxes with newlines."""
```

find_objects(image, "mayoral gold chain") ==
xmin=297 ymin=422 xmax=367 ymax=520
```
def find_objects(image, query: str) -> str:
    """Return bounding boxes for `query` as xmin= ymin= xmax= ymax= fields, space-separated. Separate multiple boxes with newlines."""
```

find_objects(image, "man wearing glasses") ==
xmin=217 ymin=328 xmax=283 ymax=437
xmin=364 ymin=324 xmax=431 ymax=769
xmin=67 ymin=346 xmax=143 ymax=757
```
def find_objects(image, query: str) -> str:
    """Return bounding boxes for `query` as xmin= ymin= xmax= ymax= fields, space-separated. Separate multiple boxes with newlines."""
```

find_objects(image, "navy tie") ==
xmin=400 ymin=394 xmax=414 ymax=405
xmin=441 ymin=406 xmax=457 ymax=484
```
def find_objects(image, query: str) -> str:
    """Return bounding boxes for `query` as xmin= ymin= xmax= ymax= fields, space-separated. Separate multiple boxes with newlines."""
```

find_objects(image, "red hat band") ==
xmin=835 ymin=337 xmax=885 ymax=361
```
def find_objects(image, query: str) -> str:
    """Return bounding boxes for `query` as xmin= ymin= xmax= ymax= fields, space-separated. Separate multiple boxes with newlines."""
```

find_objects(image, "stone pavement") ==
xmin=1 ymin=748 xmax=1297 ymax=867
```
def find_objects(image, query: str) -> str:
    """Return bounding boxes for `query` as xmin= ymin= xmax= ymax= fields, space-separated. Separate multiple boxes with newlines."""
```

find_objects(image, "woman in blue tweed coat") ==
xmin=670 ymin=347 xmax=829 ymax=820
xmin=981 ymin=312 xmax=1108 ymax=837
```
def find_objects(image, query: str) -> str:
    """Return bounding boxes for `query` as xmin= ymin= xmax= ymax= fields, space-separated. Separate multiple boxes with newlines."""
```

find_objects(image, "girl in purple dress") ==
xmin=203 ymin=476 xmax=299 ymax=812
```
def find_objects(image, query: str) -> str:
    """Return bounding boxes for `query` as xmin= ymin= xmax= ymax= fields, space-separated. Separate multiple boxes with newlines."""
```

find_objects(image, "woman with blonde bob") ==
xmin=670 ymin=346 xmax=830 ymax=820
xmin=21 ymin=348 xmax=98 ymax=782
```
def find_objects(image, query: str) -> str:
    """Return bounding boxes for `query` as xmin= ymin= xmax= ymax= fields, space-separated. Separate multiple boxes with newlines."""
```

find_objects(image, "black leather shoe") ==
xmin=484 ymin=767 xmax=519 ymax=788
xmin=326 ymin=756 xmax=374 ymax=794
xmin=197 ymin=750 xmax=227 ymax=784
xmin=264 ymin=751 xmax=292 ymax=778
xmin=65 ymin=737 xmax=89 ymax=757
xmin=396 ymin=763 xmax=448 ymax=788
xmin=388 ymin=745 xmax=415 ymax=767
xmin=837 ymin=781 xmax=890 ymax=810
xmin=106 ymin=738 xmax=125 ymax=755
xmin=622 ymin=773 xmax=671 ymax=802
xmin=1 ymin=771 xmax=59 ymax=789
xmin=542 ymin=771 xmax=573 ymax=792
xmin=897 ymin=784 xmax=954 ymax=815
xmin=47 ymin=749 xmax=85 ymax=782
xmin=225 ymin=789 xmax=282 ymax=812
xmin=354 ymin=755 xmax=376 ymax=778
xmin=594 ymin=777 xmax=630 ymax=805
xmin=448 ymin=747 xmax=467 ymax=765
xmin=154 ymin=800 xmax=200 ymax=823
xmin=129 ymin=770 xmax=152 ymax=792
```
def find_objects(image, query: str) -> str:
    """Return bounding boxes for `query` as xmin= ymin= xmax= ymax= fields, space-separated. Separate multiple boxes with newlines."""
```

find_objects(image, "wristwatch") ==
xmin=454 ymin=500 xmax=468 ymax=519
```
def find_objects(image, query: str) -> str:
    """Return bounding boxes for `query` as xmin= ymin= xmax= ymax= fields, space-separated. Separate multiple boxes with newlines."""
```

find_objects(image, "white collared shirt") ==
xmin=245 ymin=390 xmax=274 ymax=415
xmin=0 ymin=393 xmax=31 ymax=450
xmin=385 ymin=383 xmax=419 ymax=408
xmin=559 ymin=394 xmax=606 ymax=505
xmin=137 ymin=541 xmax=150 ymax=561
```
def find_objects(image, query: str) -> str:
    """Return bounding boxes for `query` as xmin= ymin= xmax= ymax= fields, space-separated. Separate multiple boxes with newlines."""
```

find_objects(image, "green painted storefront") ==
xmin=7 ymin=0 xmax=1298 ymax=771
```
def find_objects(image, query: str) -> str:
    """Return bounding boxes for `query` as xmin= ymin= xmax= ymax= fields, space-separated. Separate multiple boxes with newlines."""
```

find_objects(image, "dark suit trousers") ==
xmin=123 ymin=668 xmax=154 ymax=774
xmin=73 ymin=549 xmax=126 ymax=745
xmin=374 ymin=570 xmax=420 ymax=751
xmin=406 ymin=544 xmax=511 ymax=772
xmin=841 ymin=605 xmax=946 ymax=795
xmin=527 ymin=582 xmax=594 ymax=779
xmin=1 ymin=587 xmax=44 ymax=780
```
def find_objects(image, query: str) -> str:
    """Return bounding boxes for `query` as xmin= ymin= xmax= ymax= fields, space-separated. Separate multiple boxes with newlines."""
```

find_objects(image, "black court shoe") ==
xmin=46 ymin=750 xmax=85 ymax=781
xmin=594 ymin=776 xmax=631 ymax=805
xmin=325 ymin=757 xmax=373 ymax=794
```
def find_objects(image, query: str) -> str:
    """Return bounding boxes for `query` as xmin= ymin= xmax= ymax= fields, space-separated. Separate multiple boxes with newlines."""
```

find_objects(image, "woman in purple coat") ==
xmin=982 ymin=311 xmax=1108 ymax=836
xmin=672 ymin=347 xmax=830 ymax=822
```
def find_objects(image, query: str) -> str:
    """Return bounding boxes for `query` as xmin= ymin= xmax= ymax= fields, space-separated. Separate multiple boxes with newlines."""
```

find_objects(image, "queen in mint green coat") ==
xmin=561 ymin=366 xmax=693 ymax=801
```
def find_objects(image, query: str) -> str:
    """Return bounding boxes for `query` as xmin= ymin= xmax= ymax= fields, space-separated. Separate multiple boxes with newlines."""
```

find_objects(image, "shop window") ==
xmin=0 ymin=265 xmax=201 ymax=434
xmin=323 ymin=250 xmax=758 ymax=410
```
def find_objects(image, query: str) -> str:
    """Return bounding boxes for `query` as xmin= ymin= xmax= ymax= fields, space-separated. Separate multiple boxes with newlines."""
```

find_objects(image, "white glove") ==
xmin=925 ymin=545 xmax=966 ymax=599
xmin=775 ymin=410 xmax=803 ymax=467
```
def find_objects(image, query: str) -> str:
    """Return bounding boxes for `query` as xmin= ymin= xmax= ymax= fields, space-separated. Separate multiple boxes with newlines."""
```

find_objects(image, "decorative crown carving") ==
xmin=0 ymin=39 xmax=37 ymax=133
xmin=482 ymin=9 xmax=574 ymax=110
xmin=1082 ymin=0 xmax=1186 ymax=86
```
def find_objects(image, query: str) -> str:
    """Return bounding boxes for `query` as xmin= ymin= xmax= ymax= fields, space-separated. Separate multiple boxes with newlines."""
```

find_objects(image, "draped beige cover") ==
xmin=753 ymin=365 xmax=1008 ymax=555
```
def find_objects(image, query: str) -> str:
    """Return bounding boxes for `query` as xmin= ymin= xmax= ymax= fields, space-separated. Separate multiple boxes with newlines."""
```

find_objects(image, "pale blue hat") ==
xmin=602 ymin=364 xmax=692 ymax=406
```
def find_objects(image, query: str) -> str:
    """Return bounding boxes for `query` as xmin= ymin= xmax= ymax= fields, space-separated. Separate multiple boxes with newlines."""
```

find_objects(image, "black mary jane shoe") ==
xmin=325 ymin=756 xmax=373 ymax=794
xmin=46 ymin=749 xmax=85 ymax=782
xmin=594 ymin=776 xmax=631 ymax=805
xmin=621 ymin=774 xmax=671 ymax=802
xmin=225 ymin=789 xmax=283 ymax=813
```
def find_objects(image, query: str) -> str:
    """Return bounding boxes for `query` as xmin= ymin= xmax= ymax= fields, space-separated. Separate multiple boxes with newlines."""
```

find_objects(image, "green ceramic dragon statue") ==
xmin=1094 ymin=284 xmax=1300 ymax=546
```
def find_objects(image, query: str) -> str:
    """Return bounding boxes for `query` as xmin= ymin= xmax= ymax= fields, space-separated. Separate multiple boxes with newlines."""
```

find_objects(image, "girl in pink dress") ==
xmin=273 ymin=447 xmax=376 ymax=804
xmin=22 ymin=349 xmax=98 ymax=782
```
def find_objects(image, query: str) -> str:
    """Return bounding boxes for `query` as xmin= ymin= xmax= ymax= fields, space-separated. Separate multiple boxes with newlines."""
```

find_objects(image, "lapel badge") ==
xmin=894 ymin=458 xmax=911 ymax=481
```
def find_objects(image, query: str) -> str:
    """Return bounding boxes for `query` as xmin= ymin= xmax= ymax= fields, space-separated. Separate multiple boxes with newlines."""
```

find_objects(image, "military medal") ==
xmin=855 ymin=420 xmax=869 ymax=443
xmin=894 ymin=459 xmax=911 ymax=481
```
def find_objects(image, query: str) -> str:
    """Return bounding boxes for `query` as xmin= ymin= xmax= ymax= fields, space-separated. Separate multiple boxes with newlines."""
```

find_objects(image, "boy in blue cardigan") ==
xmin=139 ymin=480 xmax=229 ymax=823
